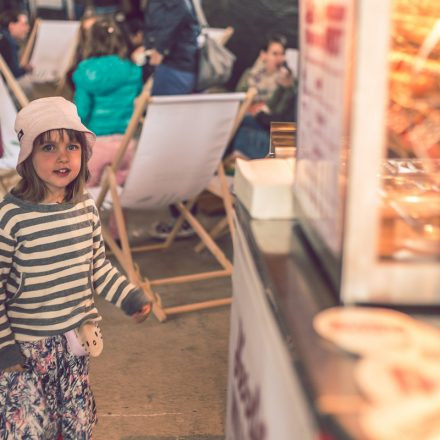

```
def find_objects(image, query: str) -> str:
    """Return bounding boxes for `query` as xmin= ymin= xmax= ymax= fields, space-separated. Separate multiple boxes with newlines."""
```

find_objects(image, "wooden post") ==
xmin=20 ymin=18 xmax=40 ymax=67
xmin=0 ymin=55 xmax=29 ymax=108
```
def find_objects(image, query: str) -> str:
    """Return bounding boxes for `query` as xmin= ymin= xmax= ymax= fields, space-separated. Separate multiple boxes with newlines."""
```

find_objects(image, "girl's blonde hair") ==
xmin=82 ymin=17 xmax=129 ymax=59
xmin=12 ymin=129 xmax=91 ymax=204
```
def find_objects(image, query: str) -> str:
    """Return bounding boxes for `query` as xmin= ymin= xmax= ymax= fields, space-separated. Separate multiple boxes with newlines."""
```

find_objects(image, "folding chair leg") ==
xmin=163 ymin=199 xmax=198 ymax=248
xmin=101 ymin=224 xmax=132 ymax=275
xmin=194 ymin=216 xmax=228 ymax=253
xmin=150 ymin=269 xmax=231 ymax=286
xmin=105 ymin=169 xmax=168 ymax=322
xmin=163 ymin=297 xmax=232 ymax=317
xmin=107 ymin=170 xmax=136 ymax=275
xmin=139 ymin=280 xmax=167 ymax=322
xmin=148 ymin=200 xmax=232 ymax=287
xmin=194 ymin=163 xmax=235 ymax=253
xmin=176 ymin=202 xmax=232 ymax=272
xmin=130 ymin=199 xmax=199 ymax=254
xmin=217 ymin=163 xmax=235 ymax=238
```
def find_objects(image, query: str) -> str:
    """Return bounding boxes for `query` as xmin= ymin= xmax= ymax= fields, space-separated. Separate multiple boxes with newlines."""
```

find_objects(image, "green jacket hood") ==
xmin=73 ymin=55 xmax=139 ymax=93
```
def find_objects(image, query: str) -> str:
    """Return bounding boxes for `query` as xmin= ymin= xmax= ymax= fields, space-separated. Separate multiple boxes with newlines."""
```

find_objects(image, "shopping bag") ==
xmin=196 ymin=33 xmax=236 ymax=91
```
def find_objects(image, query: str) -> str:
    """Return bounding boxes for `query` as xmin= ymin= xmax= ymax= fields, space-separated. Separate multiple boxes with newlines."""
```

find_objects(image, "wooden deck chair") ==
xmin=94 ymin=88 xmax=254 ymax=322
xmin=20 ymin=18 xmax=80 ymax=88
xmin=28 ymin=0 xmax=75 ymax=20
xmin=0 ymin=73 xmax=24 ymax=195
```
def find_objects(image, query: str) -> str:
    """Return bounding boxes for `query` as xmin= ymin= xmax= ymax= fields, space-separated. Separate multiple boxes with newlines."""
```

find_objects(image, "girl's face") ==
xmin=31 ymin=131 xmax=82 ymax=202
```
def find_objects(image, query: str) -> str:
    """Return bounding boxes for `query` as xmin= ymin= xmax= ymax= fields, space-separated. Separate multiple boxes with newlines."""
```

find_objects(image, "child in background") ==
xmin=73 ymin=16 xmax=142 ymax=187
xmin=65 ymin=14 xmax=99 ymax=94
xmin=0 ymin=97 xmax=151 ymax=438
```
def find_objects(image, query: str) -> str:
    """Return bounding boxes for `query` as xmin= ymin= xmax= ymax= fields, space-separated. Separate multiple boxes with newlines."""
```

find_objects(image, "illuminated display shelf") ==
xmin=295 ymin=0 xmax=440 ymax=305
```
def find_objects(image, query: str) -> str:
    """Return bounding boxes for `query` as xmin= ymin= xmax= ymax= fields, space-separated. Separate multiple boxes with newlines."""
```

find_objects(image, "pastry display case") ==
xmin=379 ymin=159 xmax=440 ymax=261
xmin=295 ymin=0 xmax=440 ymax=305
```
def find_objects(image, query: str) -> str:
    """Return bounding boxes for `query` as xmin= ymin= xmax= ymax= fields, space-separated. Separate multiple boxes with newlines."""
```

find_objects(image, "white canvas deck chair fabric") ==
xmin=0 ymin=73 xmax=23 ymax=195
xmin=21 ymin=19 xmax=80 ymax=84
xmin=95 ymin=90 xmax=253 ymax=322
xmin=285 ymin=48 xmax=299 ymax=78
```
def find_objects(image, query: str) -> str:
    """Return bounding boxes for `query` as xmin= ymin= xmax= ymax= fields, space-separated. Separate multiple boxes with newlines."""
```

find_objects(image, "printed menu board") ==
xmin=295 ymin=0 xmax=354 ymax=261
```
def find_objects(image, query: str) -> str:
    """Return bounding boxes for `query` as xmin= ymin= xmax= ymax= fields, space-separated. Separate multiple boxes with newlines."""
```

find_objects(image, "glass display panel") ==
xmin=379 ymin=0 xmax=440 ymax=262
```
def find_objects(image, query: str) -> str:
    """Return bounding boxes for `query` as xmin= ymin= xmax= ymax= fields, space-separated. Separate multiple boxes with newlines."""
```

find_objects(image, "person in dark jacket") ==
xmin=139 ymin=0 xmax=199 ymax=95
xmin=90 ymin=0 xmax=121 ymax=15
xmin=0 ymin=9 xmax=31 ymax=79
xmin=133 ymin=0 xmax=201 ymax=238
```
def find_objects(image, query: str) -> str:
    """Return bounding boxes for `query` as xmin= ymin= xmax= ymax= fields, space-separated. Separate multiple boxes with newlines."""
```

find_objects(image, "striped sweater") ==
xmin=0 ymin=192 xmax=148 ymax=369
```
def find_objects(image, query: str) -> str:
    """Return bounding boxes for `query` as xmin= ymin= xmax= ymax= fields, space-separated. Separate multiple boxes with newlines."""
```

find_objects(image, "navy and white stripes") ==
xmin=0 ymin=192 xmax=147 ymax=369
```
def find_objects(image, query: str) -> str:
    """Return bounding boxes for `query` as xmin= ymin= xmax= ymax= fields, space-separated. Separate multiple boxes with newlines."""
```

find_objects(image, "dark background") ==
xmin=201 ymin=0 xmax=299 ymax=89
xmin=0 ymin=0 xmax=299 ymax=90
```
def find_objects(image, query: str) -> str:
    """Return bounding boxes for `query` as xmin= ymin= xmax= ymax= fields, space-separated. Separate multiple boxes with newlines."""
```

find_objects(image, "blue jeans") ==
xmin=231 ymin=115 xmax=270 ymax=159
xmin=93 ymin=6 xmax=119 ymax=14
xmin=152 ymin=64 xmax=196 ymax=96
xmin=74 ymin=4 xmax=85 ymax=19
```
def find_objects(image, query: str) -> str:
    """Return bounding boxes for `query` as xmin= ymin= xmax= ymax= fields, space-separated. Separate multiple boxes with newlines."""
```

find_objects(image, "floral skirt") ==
xmin=0 ymin=334 xmax=97 ymax=439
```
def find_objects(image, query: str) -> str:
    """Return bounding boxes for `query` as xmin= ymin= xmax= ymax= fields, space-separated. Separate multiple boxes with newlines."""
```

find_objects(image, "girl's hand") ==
xmin=3 ymin=364 xmax=24 ymax=373
xmin=132 ymin=303 xmax=152 ymax=323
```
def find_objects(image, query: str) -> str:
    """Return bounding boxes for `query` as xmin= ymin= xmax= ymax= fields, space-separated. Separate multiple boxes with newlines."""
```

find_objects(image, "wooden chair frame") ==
xmin=20 ymin=17 xmax=40 ymax=68
xmin=20 ymin=18 xmax=80 ymax=93
xmin=0 ymin=57 xmax=28 ymax=195
xmin=0 ymin=54 xmax=29 ymax=108
xmin=94 ymin=85 xmax=255 ymax=322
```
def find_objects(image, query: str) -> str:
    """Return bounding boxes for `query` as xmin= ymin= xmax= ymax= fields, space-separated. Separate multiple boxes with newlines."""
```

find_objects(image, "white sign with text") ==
xmin=225 ymin=223 xmax=317 ymax=439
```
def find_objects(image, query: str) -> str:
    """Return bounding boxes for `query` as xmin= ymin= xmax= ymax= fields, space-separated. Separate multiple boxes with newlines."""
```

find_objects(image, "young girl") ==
xmin=0 ymin=96 xmax=151 ymax=438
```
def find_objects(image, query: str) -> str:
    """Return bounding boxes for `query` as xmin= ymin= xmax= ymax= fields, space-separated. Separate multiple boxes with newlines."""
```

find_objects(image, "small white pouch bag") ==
xmin=65 ymin=321 xmax=103 ymax=357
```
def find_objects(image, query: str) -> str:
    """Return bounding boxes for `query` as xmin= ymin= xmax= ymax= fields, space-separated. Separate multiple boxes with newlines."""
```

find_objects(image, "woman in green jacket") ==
xmin=73 ymin=17 xmax=142 ymax=186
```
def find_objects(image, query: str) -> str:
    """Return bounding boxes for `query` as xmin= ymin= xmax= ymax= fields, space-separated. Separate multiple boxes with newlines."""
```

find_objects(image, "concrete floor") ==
xmin=90 ymin=209 xmax=232 ymax=440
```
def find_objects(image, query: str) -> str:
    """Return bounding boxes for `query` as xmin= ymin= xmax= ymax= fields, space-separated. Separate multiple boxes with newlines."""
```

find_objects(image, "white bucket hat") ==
xmin=14 ymin=97 xmax=96 ymax=169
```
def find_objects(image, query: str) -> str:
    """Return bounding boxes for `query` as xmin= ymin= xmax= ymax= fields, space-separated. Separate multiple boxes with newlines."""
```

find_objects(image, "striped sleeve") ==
xmin=90 ymin=205 xmax=149 ymax=316
xmin=0 ymin=224 xmax=24 ymax=369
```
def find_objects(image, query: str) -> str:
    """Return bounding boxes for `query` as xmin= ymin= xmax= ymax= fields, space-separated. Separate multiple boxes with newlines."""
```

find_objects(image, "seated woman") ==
xmin=72 ymin=16 xmax=143 ymax=187
xmin=228 ymin=63 xmax=297 ymax=161
xmin=236 ymin=33 xmax=287 ymax=116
